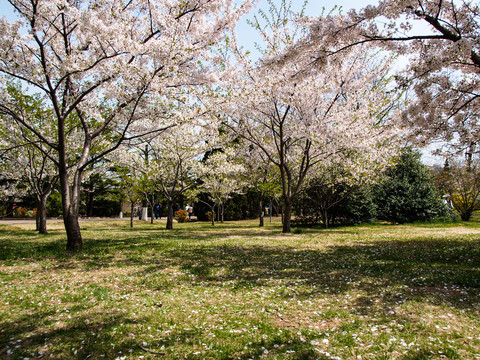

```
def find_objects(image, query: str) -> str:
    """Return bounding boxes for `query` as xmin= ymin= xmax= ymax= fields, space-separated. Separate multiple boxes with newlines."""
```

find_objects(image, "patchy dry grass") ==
xmin=0 ymin=218 xmax=479 ymax=359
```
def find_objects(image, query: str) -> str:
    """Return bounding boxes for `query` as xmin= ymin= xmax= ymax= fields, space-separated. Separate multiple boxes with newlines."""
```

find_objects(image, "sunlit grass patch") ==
xmin=0 ymin=218 xmax=479 ymax=359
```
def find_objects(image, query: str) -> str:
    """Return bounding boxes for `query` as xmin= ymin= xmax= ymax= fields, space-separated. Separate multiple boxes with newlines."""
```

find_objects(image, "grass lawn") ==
xmin=0 ymin=218 xmax=479 ymax=359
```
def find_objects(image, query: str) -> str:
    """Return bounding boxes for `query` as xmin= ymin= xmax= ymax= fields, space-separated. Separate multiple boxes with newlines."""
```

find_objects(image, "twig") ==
xmin=139 ymin=345 xmax=165 ymax=355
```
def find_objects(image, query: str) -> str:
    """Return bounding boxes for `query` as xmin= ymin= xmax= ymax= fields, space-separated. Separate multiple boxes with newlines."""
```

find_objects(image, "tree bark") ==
xmin=259 ymin=197 xmax=264 ymax=227
xmin=61 ymin=171 xmax=83 ymax=251
xmin=141 ymin=198 xmax=148 ymax=221
xmin=166 ymin=201 xmax=174 ymax=229
xmin=321 ymin=206 xmax=329 ymax=229
xmin=282 ymin=198 xmax=293 ymax=233
xmin=130 ymin=201 xmax=134 ymax=228
xmin=65 ymin=211 xmax=82 ymax=251
xmin=36 ymin=192 xmax=49 ymax=234
xmin=210 ymin=205 xmax=216 ymax=226
xmin=270 ymin=199 xmax=273 ymax=223
xmin=150 ymin=194 xmax=154 ymax=224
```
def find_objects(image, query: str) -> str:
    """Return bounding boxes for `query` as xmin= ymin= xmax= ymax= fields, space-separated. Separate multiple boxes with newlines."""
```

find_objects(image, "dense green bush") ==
xmin=374 ymin=148 xmax=447 ymax=224
xmin=293 ymin=181 xmax=376 ymax=228
xmin=329 ymin=186 xmax=377 ymax=226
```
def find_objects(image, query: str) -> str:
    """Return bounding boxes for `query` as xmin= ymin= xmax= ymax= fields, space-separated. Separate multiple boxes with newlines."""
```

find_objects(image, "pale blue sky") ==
xmin=0 ymin=0 xmax=378 ymax=50
xmin=236 ymin=0 xmax=377 ymax=50
xmin=0 ymin=0 xmax=378 ymax=28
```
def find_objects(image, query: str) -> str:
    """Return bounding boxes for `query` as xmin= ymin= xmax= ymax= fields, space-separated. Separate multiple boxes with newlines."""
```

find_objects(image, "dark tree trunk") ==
xmin=269 ymin=199 xmax=273 ymax=223
xmin=460 ymin=210 xmax=473 ymax=221
xmin=65 ymin=212 xmax=82 ymax=250
xmin=61 ymin=171 xmax=83 ymax=251
xmin=259 ymin=197 xmax=264 ymax=227
xmin=282 ymin=198 xmax=293 ymax=233
xmin=6 ymin=197 xmax=14 ymax=217
xmin=321 ymin=207 xmax=329 ymax=229
xmin=150 ymin=194 xmax=154 ymax=224
xmin=130 ymin=201 xmax=134 ymax=228
xmin=166 ymin=201 xmax=174 ymax=229
xmin=36 ymin=192 xmax=49 ymax=234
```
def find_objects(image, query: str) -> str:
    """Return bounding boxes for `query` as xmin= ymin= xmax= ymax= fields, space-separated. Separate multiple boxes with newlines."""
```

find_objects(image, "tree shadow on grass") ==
xmin=3 ymin=230 xmax=479 ymax=306
xmin=0 ymin=307 xmax=150 ymax=359
xmin=154 ymin=238 xmax=480 ymax=309
xmin=1 ymin=229 xmax=479 ymax=359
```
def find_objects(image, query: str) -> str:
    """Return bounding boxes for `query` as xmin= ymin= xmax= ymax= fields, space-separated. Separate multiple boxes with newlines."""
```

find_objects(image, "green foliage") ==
xmin=46 ymin=190 xmax=62 ymax=217
xmin=224 ymin=189 xmax=259 ymax=220
xmin=329 ymin=186 xmax=377 ymax=226
xmin=81 ymin=171 xmax=123 ymax=217
xmin=293 ymin=163 xmax=377 ymax=228
xmin=374 ymin=149 xmax=447 ymax=224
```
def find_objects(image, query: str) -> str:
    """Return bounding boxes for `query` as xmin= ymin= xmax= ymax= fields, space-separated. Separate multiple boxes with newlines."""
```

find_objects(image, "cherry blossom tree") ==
xmin=116 ymin=165 xmax=143 ymax=228
xmin=198 ymin=148 xmax=247 ymax=225
xmin=137 ymin=123 xmax=219 ymax=229
xmin=239 ymin=144 xmax=281 ymax=227
xmin=0 ymin=83 xmax=58 ymax=233
xmin=290 ymin=0 xmax=480 ymax=157
xmin=0 ymin=0 xmax=251 ymax=250
xmin=222 ymin=3 xmax=400 ymax=233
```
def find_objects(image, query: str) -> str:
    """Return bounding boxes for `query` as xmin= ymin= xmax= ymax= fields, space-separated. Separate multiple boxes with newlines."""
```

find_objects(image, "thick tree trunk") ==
xmin=460 ymin=210 xmax=473 ymax=221
xmin=36 ymin=193 xmax=49 ymax=234
xmin=259 ymin=197 xmax=264 ymax=227
xmin=321 ymin=207 xmax=329 ymax=229
xmin=140 ymin=199 xmax=148 ymax=221
xmin=282 ymin=198 xmax=293 ymax=233
xmin=166 ymin=201 xmax=174 ymax=230
xmin=65 ymin=211 xmax=82 ymax=251
xmin=60 ymin=173 xmax=83 ymax=251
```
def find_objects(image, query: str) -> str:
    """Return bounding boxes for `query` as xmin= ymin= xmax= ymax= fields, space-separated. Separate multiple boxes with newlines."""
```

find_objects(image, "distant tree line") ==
xmin=4 ymin=148 xmax=479 ymax=228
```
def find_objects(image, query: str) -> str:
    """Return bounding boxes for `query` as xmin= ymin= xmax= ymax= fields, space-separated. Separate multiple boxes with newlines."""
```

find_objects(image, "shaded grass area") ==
xmin=0 ymin=219 xmax=479 ymax=359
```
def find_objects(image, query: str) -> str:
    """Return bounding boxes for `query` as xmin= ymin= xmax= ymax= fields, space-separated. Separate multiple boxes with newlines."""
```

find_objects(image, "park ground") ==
xmin=0 ymin=218 xmax=479 ymax=359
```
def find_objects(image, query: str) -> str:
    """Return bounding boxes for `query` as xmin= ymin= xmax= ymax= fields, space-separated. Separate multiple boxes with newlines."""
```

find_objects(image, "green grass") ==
xmin=0 ymin=218 xmax=479 ymax=359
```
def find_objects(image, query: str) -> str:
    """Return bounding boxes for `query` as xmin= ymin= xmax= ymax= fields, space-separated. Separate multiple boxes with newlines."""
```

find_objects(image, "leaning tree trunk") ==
xmin=282 ymin=198 xmax=293 ymax=233
xmin=166 ymin=201 xmax=174 ymax=230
